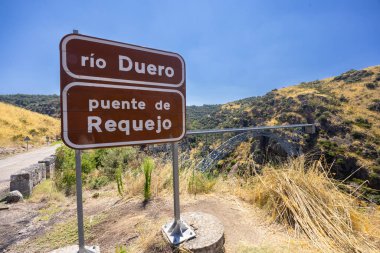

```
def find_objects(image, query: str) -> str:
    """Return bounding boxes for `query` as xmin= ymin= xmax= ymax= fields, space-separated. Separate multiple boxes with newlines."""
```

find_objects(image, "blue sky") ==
xmin=0 ymin=0 xmax=379 ymax=105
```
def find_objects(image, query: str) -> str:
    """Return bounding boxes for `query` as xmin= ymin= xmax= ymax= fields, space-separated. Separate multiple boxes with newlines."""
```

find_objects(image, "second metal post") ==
xmin=75 ymin=149 xmax=85 ymax=253
xmin=171 ymin=142 xmax=180 ymax=222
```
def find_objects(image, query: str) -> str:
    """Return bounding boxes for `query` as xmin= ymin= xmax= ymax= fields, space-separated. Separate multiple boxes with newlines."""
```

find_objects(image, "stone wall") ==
xmin=38 ymin=155 xmax=56 ymax=179
xmin=9 ymin=155 xmax=56 ymax=197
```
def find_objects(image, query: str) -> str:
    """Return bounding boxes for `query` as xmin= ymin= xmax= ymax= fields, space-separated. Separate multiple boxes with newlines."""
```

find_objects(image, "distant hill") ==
xmin=0 ymin=102 xmax=60 ymax=148
xmin=0 ymin=94 xmax=60 ymax=118
xmin=0 ymin=94 xmax=221 ymax=126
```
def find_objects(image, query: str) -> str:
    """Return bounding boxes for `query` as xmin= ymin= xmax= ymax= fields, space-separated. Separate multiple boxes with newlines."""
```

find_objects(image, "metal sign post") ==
xmin=162 ymin=142 xmax=195 ymax=244
xmin=75 ymin=150 xmax=85 ymax=253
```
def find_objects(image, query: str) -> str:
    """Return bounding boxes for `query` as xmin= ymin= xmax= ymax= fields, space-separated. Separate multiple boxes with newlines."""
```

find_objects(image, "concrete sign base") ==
xmin=181 ymin=212 xmax=225 ymax=253
xmin=49 ymin=245 xmax=100 ymax=253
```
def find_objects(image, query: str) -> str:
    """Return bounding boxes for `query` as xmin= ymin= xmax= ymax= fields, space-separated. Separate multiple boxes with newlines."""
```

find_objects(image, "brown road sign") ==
xmin=60 ymin=34 xmax=186 ymax=149
xmin=60 ymin=34 xmax=185 ymax=88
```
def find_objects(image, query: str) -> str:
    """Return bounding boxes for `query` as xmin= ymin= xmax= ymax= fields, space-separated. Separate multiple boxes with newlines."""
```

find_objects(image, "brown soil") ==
xmin=1 ymin=190 xmax=314 ymax=253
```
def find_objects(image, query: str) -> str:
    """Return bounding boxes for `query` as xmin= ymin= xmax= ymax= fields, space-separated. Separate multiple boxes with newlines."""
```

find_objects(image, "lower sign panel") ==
xmin=62 ymin=82 xmax=185 ymax=149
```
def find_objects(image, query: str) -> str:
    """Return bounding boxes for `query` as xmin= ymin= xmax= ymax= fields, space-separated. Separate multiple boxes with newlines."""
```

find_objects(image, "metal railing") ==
xmin=186 ymin=123 xmax=315 ymax=135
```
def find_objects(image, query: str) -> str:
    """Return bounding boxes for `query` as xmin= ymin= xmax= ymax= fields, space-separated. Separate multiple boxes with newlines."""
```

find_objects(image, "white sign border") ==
xmin=62 ymin=82 xmax=186 ymax=149
xmin=61 ymin=35 xmax=185 ymax=88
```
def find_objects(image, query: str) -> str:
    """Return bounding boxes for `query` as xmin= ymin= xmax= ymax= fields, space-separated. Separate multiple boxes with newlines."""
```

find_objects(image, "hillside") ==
xmin=1 ymin=66 xmax=379 ymax=192
xmin=0 ymin=94 xmax=60 ymax=118
xmin=0 ymin=102 xmax=60 ymax=149
xmin=188 ymin=66 xmax=380 ymax=197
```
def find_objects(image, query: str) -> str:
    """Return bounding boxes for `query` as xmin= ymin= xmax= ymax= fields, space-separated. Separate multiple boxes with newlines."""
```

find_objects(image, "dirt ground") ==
xmin=0 ymin=186 xmax=316 ymax=253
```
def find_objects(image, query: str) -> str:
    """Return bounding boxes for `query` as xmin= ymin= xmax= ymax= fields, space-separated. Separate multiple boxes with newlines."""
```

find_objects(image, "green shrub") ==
xmin=368 ymin=99 xmax=380 ymax=112
xmin=11 ymin=134 xmax=24 ymax=142
xmin=96 ymin=147 xmax=136 ymax=179
xmin=334 ymin=69 xmax=373 ymax=83
xmin=28 ymin=129 xmax=38 ymax=136
xmin=55 ymin=146 xmax=97 ymax=195
xmin=89 ymin=175 xmax=109 ymax=190
xmin=55 ymin=146 xmax=75 ymax=194
xmin=339 ymin=95 xmax=348 ymax=102
xmin=54 ymin=146 xmax=137 ymax=195
xmin=365 ymin=82 xmax=378 ymax=89
xmin=351 ymin=131 xmax=366 ymax=140
xmin=142 ymin=157 xmax=154 ymax=201
xmin=354 ymin=117 xmax=372 ymax=129
xmin=81 ymin=152 xmax=97 ymax=174
xmin=115 ymin=245 xmax=128 ymax=253
xmin=318 ymin=140 xmax=344 ymax=159
xmin=38 ymin=127 xmax=48 ymax=134
xmin=60 ymin=170 xmax=76 ymax=195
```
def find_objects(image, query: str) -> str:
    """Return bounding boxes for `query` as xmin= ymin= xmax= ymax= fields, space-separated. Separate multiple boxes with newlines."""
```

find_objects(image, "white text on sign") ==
xmin=87 ymin=99 xmax=173 ymax=135
xmin=80 ymin=54 xmax=175 ymax=78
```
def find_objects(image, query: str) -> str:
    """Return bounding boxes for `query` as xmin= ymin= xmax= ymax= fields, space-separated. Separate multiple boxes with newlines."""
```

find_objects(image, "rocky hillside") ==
xmin=0 ymin=102 xmax=60 ymax=150
xmin=188 ymin=66 xmax=380 ymax=197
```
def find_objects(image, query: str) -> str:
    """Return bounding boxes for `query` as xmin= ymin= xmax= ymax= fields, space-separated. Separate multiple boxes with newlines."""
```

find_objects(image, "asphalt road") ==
xmin=0 ymin=145 xmax=59 ymax=192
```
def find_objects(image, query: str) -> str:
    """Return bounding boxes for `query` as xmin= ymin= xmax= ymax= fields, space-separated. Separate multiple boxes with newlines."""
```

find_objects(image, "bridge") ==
xmin=186 ymin=124 xmax=316 ymax=172
xmin=148 ymin=124 xmax=316 ymax=172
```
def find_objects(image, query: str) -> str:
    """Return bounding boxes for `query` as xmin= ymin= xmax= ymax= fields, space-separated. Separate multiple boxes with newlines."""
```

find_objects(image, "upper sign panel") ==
xmin=60 ymin=34 xmax=185 ymax=87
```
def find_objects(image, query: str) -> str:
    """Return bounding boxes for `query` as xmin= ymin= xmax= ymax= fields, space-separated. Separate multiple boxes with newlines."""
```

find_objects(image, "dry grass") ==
xmin=25 ymin=215 xmax=104 ymax=252
xmin=234 ymin=157 xmax=379 ymax=253
xmin=122 ymin=217 xmax=191 ymax=253
xmin=182 ymin=169 xmax=217 ymax=195
xmin=0 ymin=102 xmax=60 ymax=147
xmin=122 ymin=160 xmax=173 ymax=199
xmin=28 ymin=180 xmax=67 ymax=222
xmin=9 ymin=154 xmax=380 ymax=253
xmin=80 ymin=152 xmax=380 ymax=252
xmin=28 ymin=179 xmax=65 ymax=203
xmin=120 ymin=154 xmax=218 ymax=200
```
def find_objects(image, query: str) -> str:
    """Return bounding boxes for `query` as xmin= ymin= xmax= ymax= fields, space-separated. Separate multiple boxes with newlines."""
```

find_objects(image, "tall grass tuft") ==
xmin=243 ymin=156 xmax=377 ymax=253
xmin=142 ymin=157 xmax=155 ymax=202
xmin=115 ymin=165 xmax=124 ymax=196
xmin=115 ymin=245 xmax=128 ymax=253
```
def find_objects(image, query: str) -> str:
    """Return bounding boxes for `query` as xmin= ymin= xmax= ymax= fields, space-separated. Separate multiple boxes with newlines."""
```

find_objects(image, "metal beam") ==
xmin=186 ymin=123 xmax=315 ymax=135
